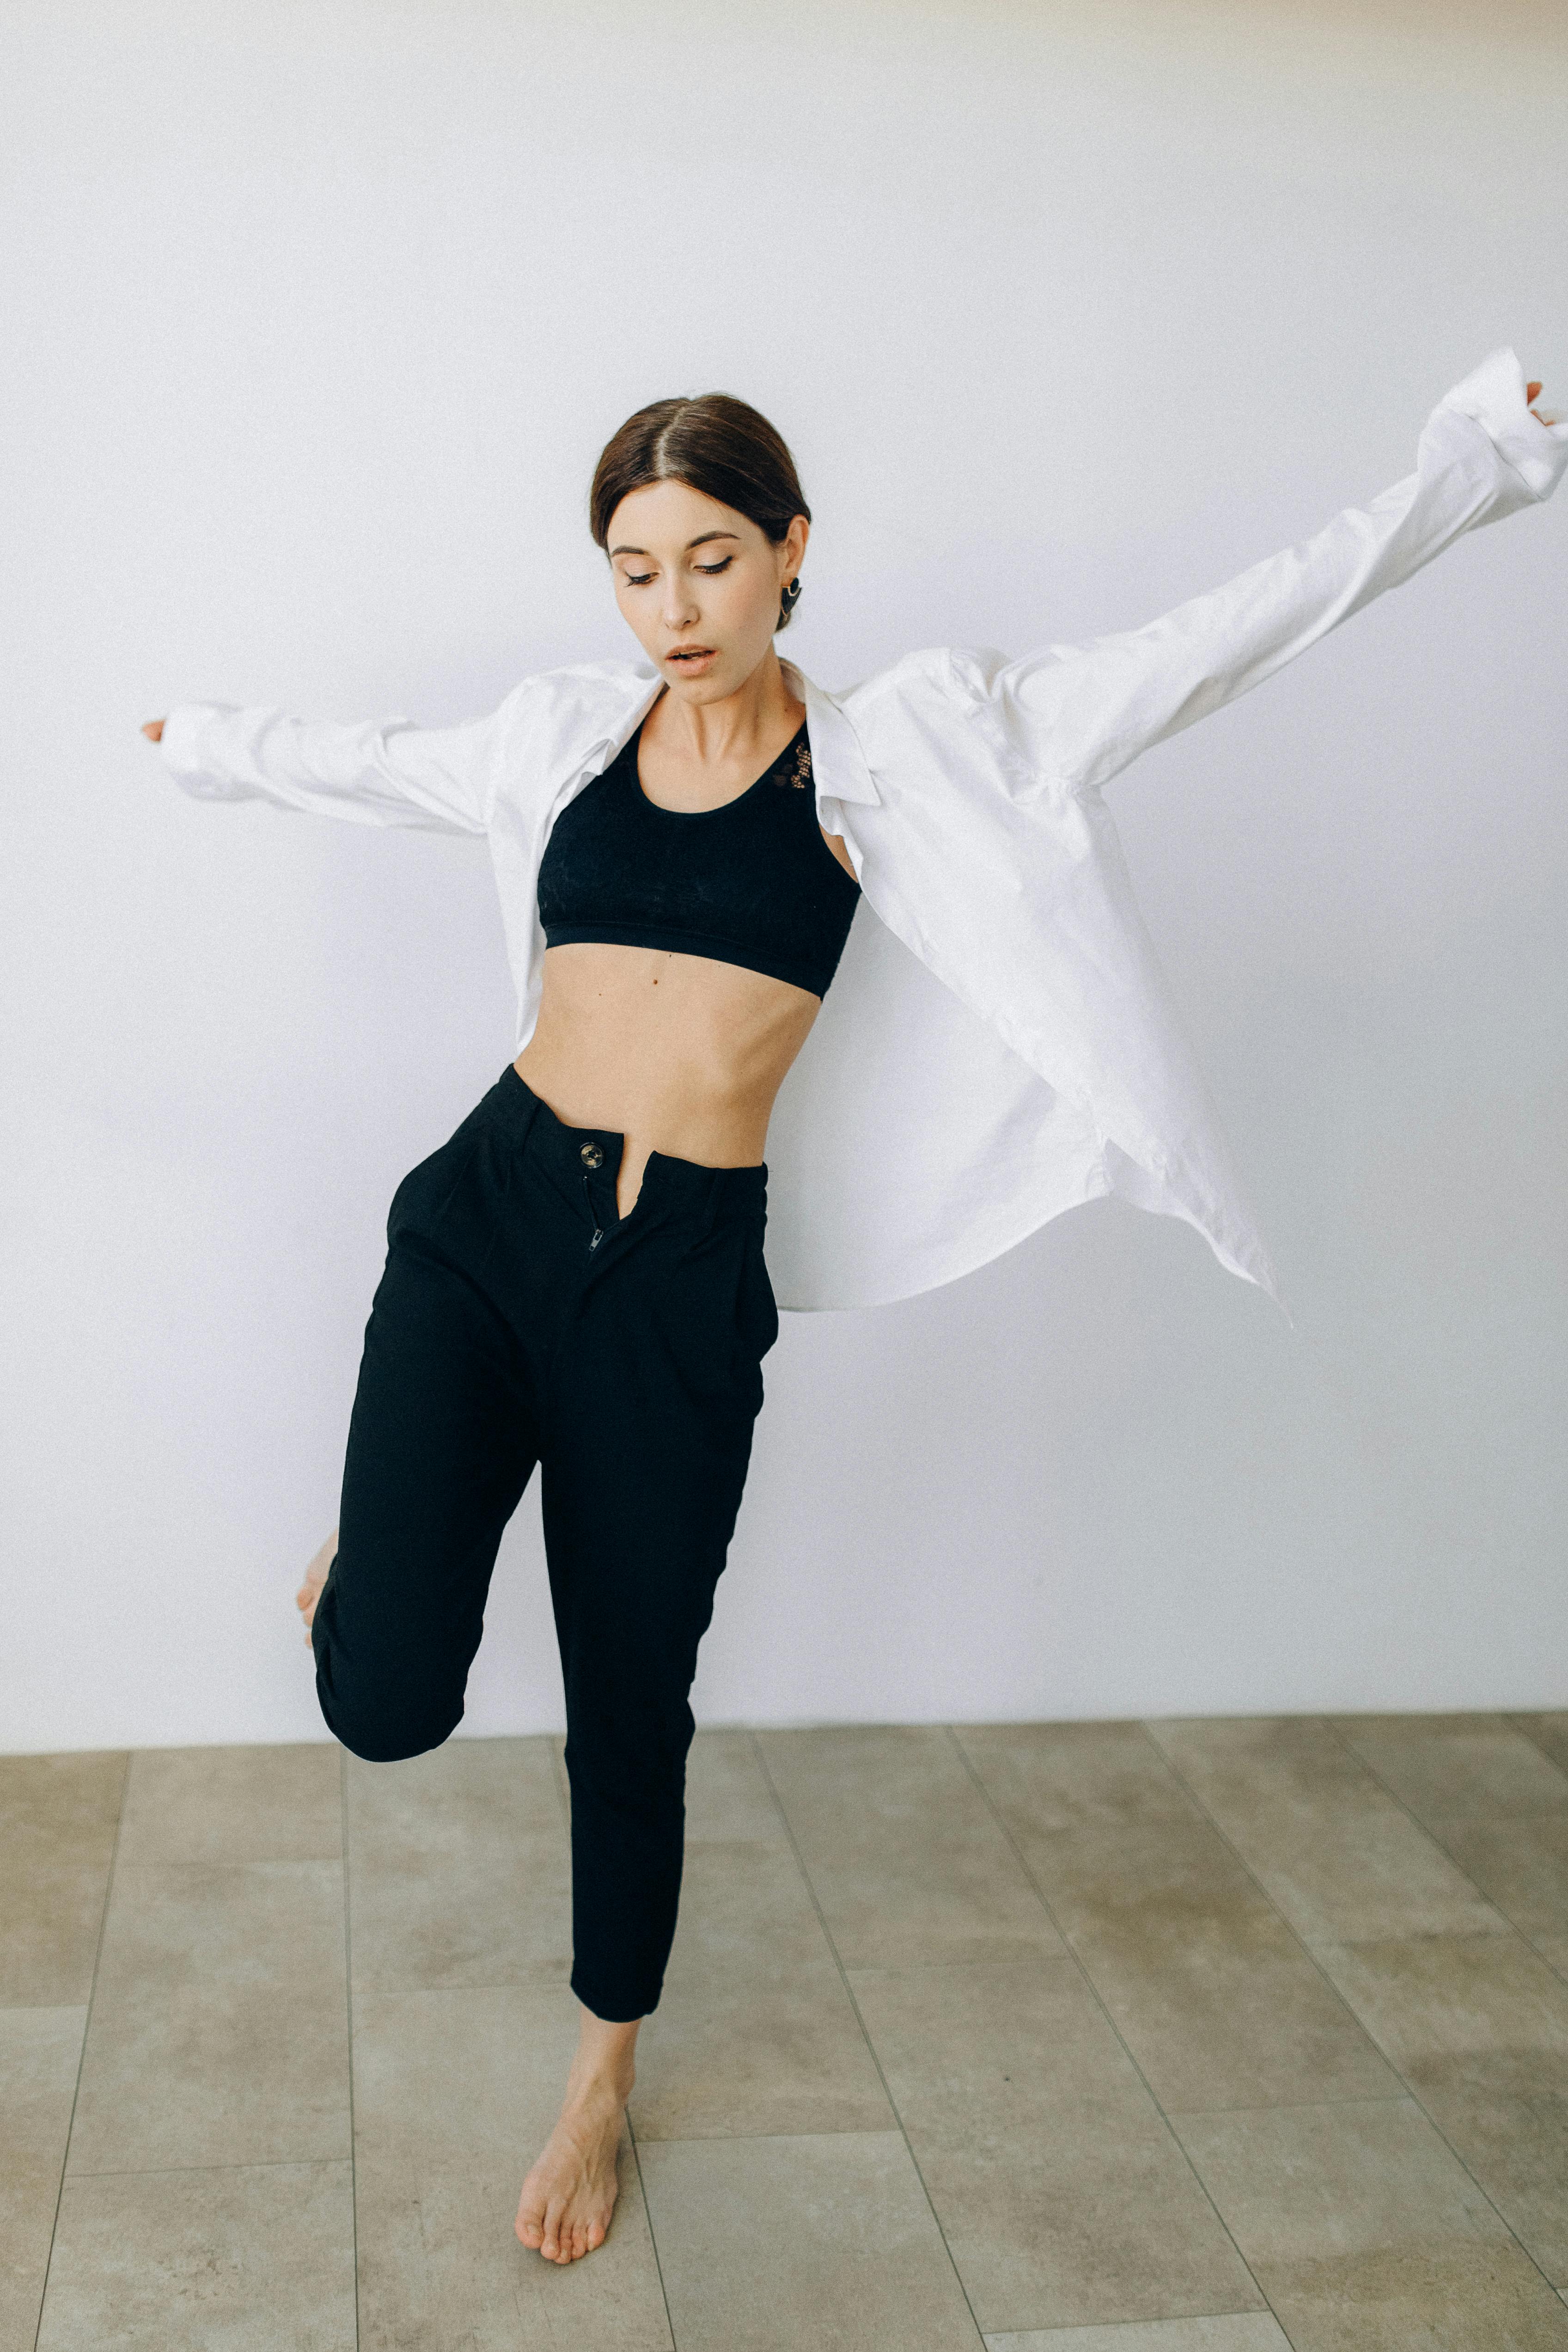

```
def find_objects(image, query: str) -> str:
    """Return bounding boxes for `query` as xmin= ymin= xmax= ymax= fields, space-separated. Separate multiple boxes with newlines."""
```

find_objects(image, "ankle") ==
xmin=565 ymin=2003 xmax=641 ymax=2108
xmin=565 ymin=2053 xmax=634 ymax=2109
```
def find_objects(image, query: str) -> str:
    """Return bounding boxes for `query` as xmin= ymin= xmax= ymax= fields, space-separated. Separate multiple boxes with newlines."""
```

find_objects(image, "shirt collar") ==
xmin=781 ymin=660 xmax=881 ymax=808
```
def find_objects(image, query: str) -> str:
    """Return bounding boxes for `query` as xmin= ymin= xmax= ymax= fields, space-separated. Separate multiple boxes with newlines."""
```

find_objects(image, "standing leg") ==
xmin=515 ymin=1171 xmax=775 ymax=2262
xmin=545 ymin=1194 xmax=770 ymax=2023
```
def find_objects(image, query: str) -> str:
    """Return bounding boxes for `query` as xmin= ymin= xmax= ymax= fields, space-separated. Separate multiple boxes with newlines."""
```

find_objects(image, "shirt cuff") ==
xmin=1435 ymin=345 xmax=1568 ymax=501
xmin=158 ymin=701 xmax=234 ymax=795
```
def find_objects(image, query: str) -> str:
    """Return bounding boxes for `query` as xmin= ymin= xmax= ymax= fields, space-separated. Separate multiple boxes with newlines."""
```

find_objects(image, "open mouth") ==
xmin=667 ymin=647 xmax=717 ymax=668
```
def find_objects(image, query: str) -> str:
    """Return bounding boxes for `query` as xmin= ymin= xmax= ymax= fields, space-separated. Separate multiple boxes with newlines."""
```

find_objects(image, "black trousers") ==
xmin=310 ymin=1066 xmax=778 ymax=2021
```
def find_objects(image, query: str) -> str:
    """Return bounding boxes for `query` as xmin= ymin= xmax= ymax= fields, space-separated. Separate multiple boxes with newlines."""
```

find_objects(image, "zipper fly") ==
xmin=582 ymin=1173 xmax=604 ymax=1251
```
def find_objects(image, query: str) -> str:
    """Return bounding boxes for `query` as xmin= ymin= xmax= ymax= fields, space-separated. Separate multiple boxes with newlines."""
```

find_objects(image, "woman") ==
xmin=144 ymin=354 xmax=1564 ymax=2267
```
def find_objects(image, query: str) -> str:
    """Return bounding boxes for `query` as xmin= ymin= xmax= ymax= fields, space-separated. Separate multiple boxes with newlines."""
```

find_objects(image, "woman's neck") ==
xmin=643 ymin=648 xmax=803 ymax=773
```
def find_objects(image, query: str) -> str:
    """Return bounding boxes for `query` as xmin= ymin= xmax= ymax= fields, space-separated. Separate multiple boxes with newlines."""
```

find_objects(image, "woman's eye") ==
xmin=696 ymin=558 xmax=733 ymax=575
xmin=623 ymin=571 xmax=655 ymax=587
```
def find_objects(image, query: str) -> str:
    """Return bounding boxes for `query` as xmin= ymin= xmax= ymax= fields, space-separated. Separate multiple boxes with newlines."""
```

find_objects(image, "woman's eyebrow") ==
xmin=608 ymin=531 xmax=742 ymax=557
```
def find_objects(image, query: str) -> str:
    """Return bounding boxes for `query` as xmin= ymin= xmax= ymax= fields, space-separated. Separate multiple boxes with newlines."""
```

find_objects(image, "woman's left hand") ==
xmin=1527 ymin=379 xmax=1562 ymax=426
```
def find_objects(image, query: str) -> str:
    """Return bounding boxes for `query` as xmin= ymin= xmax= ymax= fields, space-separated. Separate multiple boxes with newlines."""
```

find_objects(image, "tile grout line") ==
xmin=1314 ymin=1716 xmax=1568 ymax=2306
xmin=747 ymin=1728 xmax=989 ymax=2351
xmin=1504 ymin=1715 xmax=1568 ymax=1780
xmin=63 ymin=2156 xmax=362 ymax=2181
xmin=622 ymin=2127 xmax=680 ymax=2352
xmin=943 ymin=1725 xmax=1280 ymax=2337
xmin=1334 ymin=1717 xmax=1568 ymax=1988
xmin=1141 ymin=1714 xmax=1566 ymax=2312
xmin=340 ymin=1746 xmax=360 ymax=2352
xmin=32 ymin=1748 xmax=132 ymax=2352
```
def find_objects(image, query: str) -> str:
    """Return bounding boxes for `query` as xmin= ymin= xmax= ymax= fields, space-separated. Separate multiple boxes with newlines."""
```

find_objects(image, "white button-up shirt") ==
xmin=159 ymin=348 xmax=1565 ymax=1314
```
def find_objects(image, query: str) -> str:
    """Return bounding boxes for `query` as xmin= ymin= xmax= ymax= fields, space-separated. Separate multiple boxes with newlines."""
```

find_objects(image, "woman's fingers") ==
xmin=1527 ymin=382 xmax=1542 ymax=403
xmin=141 ymin=719 xmax=165 ymax=742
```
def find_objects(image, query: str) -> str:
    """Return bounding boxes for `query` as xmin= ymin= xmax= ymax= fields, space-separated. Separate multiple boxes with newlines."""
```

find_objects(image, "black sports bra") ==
xmin=537 ymin=720 xmax=861 ymax=1000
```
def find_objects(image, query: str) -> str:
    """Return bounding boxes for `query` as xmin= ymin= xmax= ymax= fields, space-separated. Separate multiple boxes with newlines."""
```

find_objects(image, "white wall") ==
xmin=3 ymin=0 xmax=1565 ymax=1753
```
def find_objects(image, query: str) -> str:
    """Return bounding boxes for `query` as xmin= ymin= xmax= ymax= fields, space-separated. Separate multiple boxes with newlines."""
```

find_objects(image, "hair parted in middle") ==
xmin=590 ymin=393 xmax=811 ymax=630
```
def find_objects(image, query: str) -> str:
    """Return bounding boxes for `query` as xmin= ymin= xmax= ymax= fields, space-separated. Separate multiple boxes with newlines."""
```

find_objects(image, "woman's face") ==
xmin=605 ymin=479 xmax=808 ymax=703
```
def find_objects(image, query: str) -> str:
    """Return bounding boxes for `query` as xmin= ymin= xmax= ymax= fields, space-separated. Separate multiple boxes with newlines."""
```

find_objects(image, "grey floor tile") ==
xmin=1148 ymin=1718 xmax=1507 ymax=1946
xmin=1016 ymin=1821 xmax=1274 ymax=1956
xmin=637 ymin=2128 xmax=983 ymax=2351
xmin=1431 ymin=1814 xmax=1568 ymax=1941
xmin=685 ymin=1729 xmax=792 ymax=1844
xmin=347 ymin=1736 xmax=572 ymax=1993
xmin=629 ymin=1836 xmax=893 ymax=2141
xmin=1513 ymin=1716 xmax=1568 ymax=1780
xmin=0 ymin=1751 xmax=126 ymax=2005
xmin=1333 ymin=1713 xmax=1568 ymax=1828
xmin=757 ymin=1726 xmax=1062 ymax=1970
xmin=1316 ymin=1930 xmax=1568 ymax=2282
xmin=956 ymin=1721 xmax=1205 ymax=1838
xmin=67 ymin=1858 xmax=349 ymax=2172
xmin=0 ymin=2006 xmax=86 ymax=2351
xmin=984 ymin=2319 xmax=1290 ymax=2351
xmin=116 ymin=1742 xmax=342 ymax=1865
xmin=1174 ymin=2096 xmax=1568 ymax=2348
xmin=850 ymin=1955 xmax=1263 ymax=2333
xmin=353 ymin=1981 xmax=671 ymax=2351
xmin=36 ymin=2158 xmax=355 ymax=2351
xmin=1016 ymin=1820 xmax=1397 ymax=2112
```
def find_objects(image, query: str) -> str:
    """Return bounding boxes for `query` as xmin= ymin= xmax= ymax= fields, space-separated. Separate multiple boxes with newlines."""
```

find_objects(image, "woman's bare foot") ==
xmin=516 ymin=2007 xmax=641 ymax=2263
xmin=297 ymin=1529 xmax=338 ymax=1646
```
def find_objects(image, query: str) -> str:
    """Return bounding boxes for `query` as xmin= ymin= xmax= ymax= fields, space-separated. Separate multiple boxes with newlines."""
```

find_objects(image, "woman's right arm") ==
xmin=140 ymin=689 xmax=531 ymax=835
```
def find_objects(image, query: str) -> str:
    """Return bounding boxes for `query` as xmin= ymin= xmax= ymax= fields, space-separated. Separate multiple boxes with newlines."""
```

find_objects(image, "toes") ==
xmin=515 ymin=2185 xmax=546 ymax=2251
xmin=585 ymin=2217 xmax=606 ymax=2251
xmin=541 ymin=2198 xmax=567 ymax=2261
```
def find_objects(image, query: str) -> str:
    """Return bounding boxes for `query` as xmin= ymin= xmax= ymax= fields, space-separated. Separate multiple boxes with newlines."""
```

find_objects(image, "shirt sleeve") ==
xmin=155 ymin=688 xmax=527 ymax=835
xmin=986 ymin=346 xmax=1568 ymax=799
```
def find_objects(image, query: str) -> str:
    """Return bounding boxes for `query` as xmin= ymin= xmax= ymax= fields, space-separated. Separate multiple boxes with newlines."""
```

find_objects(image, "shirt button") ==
xmin=580 ymin=1142 xmax=604 ymax=1169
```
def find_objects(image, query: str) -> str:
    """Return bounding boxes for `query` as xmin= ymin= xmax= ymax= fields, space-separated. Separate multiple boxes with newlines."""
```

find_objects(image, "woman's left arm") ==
xmin=989 ymin=348 xmax=1566 ymax=799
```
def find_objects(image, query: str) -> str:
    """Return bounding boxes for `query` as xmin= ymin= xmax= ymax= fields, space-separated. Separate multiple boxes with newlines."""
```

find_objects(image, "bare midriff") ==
xmin=512 ymin=942 xmax=821 ymax=1220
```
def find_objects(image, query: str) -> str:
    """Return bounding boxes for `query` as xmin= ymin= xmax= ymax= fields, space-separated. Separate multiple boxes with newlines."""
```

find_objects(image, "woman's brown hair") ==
xmin=590 ymin=394 xmax=811 ymax=630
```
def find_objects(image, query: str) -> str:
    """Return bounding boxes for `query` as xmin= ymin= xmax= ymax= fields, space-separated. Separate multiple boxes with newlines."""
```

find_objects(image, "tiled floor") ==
xmin=6 ymin=1715 xmax=1568 ymax=2349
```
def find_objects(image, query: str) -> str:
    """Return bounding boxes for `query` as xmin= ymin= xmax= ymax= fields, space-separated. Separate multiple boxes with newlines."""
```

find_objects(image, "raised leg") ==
xmin=311 ymin=1230 xmax=539 ymax=1761
xmin=297 ymin=1528 xmax=338 ymax=1644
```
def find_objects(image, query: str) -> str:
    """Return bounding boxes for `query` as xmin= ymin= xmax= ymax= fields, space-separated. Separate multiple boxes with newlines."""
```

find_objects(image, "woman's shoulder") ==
xmin=492 ymin=658 xmax=658 ymax=771
xmin=508 ymin=647 xmax=1001 ymax=725
xmin=823 ymin=645 xmax=1012 ymax=717
xmin=499 ymin=646 xmax=1014 ymax=781
xmin=504 ymin=656 xmax=656 ymax=721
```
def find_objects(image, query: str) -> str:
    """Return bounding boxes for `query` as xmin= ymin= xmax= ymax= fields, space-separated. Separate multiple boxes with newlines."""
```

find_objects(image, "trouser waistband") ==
xmin=486 ymin=1064 xmax=768 ymax=1230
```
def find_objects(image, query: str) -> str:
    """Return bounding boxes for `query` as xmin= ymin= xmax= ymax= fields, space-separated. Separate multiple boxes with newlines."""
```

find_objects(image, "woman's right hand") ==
xmin=141 ymin=719 xmax=165 ymax=742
